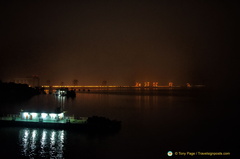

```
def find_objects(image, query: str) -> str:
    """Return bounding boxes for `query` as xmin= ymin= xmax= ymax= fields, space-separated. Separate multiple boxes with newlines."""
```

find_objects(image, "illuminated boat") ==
xmin=55 ymin=88 xmax=76 ymax=97
xmin=55 ymin=88 xmax=68 ymax=96
xmin=0 ymin=111 xmax=121 ymax=133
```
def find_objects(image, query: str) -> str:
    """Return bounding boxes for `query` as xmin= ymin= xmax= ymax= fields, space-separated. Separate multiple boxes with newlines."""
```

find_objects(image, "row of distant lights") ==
xmin=23 ymin=112 xmax=63 ymax=119
xmin=41 ymin=85 xmax=176 ymax=88
xmin=42 ymin=85 xmax=136 ymax=88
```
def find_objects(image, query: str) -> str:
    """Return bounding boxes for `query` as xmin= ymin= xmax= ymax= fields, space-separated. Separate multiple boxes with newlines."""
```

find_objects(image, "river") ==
xmin=0 ymin=91 xmax=236 ymax=158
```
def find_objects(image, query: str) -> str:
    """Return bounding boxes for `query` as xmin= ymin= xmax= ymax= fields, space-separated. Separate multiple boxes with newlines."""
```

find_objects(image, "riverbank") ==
xmin=0 ymin=82 xmax=41 ymax=102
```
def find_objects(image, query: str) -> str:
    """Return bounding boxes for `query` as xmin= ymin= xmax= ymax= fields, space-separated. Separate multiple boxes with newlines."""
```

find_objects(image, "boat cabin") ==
xmin=20 ymin=111 xmax=65 ymax=121
xmin=55 ymin=88 xmax=68 ymax=96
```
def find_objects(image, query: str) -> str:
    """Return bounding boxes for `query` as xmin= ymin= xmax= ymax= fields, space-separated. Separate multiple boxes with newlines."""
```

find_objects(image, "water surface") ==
xmin=0 ymin=92 xmax=236 ymax=158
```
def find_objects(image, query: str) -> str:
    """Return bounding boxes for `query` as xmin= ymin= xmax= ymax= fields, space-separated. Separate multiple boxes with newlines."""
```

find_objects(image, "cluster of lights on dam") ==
xmin=41 ymin=82 xmax=197 ymax=89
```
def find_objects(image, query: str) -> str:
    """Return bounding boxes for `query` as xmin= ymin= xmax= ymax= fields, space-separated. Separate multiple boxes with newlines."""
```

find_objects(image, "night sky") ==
xmin=0 ymin=1 xmax=237 ymax=87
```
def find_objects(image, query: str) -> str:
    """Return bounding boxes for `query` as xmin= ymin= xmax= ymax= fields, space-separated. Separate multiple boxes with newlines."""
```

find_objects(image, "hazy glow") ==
xmin=1 ymin=0 xmax=233 ymax=90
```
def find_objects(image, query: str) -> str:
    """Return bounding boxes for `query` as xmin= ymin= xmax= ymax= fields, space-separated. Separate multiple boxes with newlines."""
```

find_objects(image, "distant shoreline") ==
xmin=75 ymin=87 xmax=207 ymax=96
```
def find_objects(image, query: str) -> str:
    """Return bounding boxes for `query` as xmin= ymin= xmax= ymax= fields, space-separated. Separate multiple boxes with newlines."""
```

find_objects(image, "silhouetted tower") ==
xmin=73 ymin=79 xmax=79 ymax=86
xmin=46 ymin=80 xmax=51 ymax=86
xmin=32 ymin=75 xmax=40 ymax=87
xmin=60 ymin=82 xmax=64 ymax=87
xmin=102 ymin=80 xmax=107 ymax=86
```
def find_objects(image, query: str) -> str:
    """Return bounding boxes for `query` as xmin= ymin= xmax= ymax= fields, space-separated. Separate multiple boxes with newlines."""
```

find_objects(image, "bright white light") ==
xmin=22 ymin=129 xmax=30 ymax=155
xmin=41 ymin=113 xmax=48 ymax=119
xmin=50 ymin=131 xmax=56 ymax=145
xmin=58 ymin=113 xmax=64 ymax=118
xmin=41 ymin=130 xmax=47 ymax=149
xmin=42 ymin=130 xmax=47 ymax=140
xmin=51 ymin=131 xmax=55 ymax=138
xmin=23 ymin=112 xmax=29 ymax=117
xmin=60 ymin=130 xmax=64 ymax=141
xmin=50 ymin=113 xmax=57 ymax=118
xmin=32 ymin=130 xmax=36 ymax=139
xmin=24 ymin=129 xmax=29 ymax=138
xmin=31 ymin=113 xmax=38 ymax=118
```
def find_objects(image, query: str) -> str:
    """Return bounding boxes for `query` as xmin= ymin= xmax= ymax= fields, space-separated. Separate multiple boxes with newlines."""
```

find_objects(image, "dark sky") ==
xmin=0 ymin=0 xmax=237 ymax=86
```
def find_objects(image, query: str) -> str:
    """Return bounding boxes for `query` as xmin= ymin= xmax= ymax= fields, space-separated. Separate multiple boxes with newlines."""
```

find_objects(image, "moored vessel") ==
xmin=0 ymin=111 xmax=121 ymax=133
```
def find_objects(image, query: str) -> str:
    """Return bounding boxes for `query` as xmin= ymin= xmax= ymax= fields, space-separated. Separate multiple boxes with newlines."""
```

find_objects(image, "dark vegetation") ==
xmin=0 ymin=81 xmax=41 ymax=102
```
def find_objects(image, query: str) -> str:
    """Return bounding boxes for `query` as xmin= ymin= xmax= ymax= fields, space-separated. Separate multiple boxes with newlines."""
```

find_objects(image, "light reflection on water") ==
xmin=0 ymin=92 xmax=234 ymax=159
xmin=19 ymin=128 xmax=65 ymax=158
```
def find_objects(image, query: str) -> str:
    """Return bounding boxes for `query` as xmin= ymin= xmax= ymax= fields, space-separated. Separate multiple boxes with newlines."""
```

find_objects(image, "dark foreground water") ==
xmin=0 ymin=91 xmax=237 ymax=158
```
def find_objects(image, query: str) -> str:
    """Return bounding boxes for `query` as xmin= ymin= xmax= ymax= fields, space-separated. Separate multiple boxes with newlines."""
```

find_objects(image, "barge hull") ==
xmin=0 ymin=120 xmax=87 ymax=130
